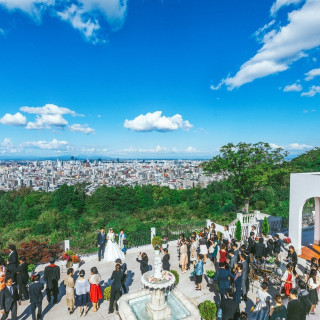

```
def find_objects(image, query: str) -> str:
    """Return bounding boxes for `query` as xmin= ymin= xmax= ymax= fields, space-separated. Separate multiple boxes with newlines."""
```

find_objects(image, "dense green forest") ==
xmin=0 ymin=146 xmax=319 ymax=252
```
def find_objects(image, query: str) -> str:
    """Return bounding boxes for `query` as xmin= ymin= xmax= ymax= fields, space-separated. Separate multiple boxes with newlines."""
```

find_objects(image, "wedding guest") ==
xmin=220 ymin=288 xmax=240 ymax=320
xmin=298 ymin=280 xmax=312 ymax=320
xmin=0 ymin=258 xmax=5 ymax=292
xmin=217 ymin=262 xmax=230 ymax=299
xmin=210 ymin=235 xmax=219 ymax=265
xmin=136 ymin=253 xmax=149 ymax=275
xmin=108 ymin=263 xmax=123 ymax=314
xmin=273 ymin=234 xmax=281 ymax=261
xmin=115 ymin=258 xmax=127 ymax=294
xmin=222 ymin=225 xmax=230 ymax=245
xmin=177 ymin=234 xmax=184 ymax=259
xmin=308 ymin=269 xmax=319 ymax=314
xmin=219 ymin=244 xmax=227 ymax=263
xmin=162 ymin=248 xmax=170 ymax=271
xmin=199 ymin=234 xmax=208 ymax=263
xmin=287 ymin=289 xmax=304 ymax=320
xmin=29 ymin=274 xmax=44 ymax=320
xmin=186 ymin=238 xmax=191 ymax=269
xmin=190 ymin=237 xmax=197 ymax=266
xmin=232 ymin=243 xmax=239 ymax=261
xmin=89 ymin=267 xmax=102 ymax=312
xmin=97 ymin=227 xmax=107 ymax=262
xmin=239 ymin=253 xmax=249 ymax=301
xmin=64 ymin=268 xmax=75 ymax=315
xmin=75 ymin=270 xmax=90 ymax=317
xmin=281 ymin=264 xmax=295 ymax=297
xmin=269 ymin=294 xmax=287 ymax=320
xmin=255 ymin=238 xmax=266 ymax=260
xmin=0 ymin=277 xmax=20 ymax=320
xmin=228 ymin=250 xmax=237 ymax=270
xmin=247 ymin=232 xmax=255 ymax=261
xmin=286 ymin=246 xmax=297 ymax=274
xmin=252 ymin=282 xmax=271 ymax=320
xmin=194 ymin=254 xmax=204 ymax=291
xmin=208 ymin=223 xmax=216 ymax=239
xmin=265 ymin=239 xmax=274 ymax=257
xmin=118 ymin=229 xmax=127 ymax=254
xmin=16 ymin=256 xmax=29 ymax=301
xmin=232 ymin=264 xmax=243 ymax=304
xmin=251 ymin=225 xmax=257 ymax=238
xmin=6 ymin=245 xmax=18 ymax=283
xmin=180 ymin=240 xmax=188 ymax=273
xmin=44 ymin=257 xmax=60 ymax=304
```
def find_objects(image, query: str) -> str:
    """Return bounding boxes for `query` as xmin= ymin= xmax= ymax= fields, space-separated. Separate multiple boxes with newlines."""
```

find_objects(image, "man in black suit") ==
xmin=16 ymin=256 xmax=29 ymax=301
xmin=0 ymin=277 xmax=20 ymax=320
xmin=29 ymin=274 xmax=44 ymax=320
xmin=220 ymin=288 xmax=240 ymax=320
xmin=287 ymin=288 xmax=304 ymax=320
xmin=255 ymin=238 xmax=266 ymax=260
xmin=273 ymin=234 xmax=281 ymax=261
xmin=247 ymin=232 xmax=255 ymax=261
xmin=115 ymin=258 xmax=127 ymax=294
xmin=97 ymin=227 xmax=107 ymax=261
xmin=44 ymin=258 xmax=60 ymax=304
xmin=239 ymin=253 xmax=249 ymax=302
xmin=6 ymin=245 xmax=18 ymax=283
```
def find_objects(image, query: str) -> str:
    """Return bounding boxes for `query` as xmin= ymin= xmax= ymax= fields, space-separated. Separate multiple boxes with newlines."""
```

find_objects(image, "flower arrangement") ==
xmin=28 ymin=264 xmax=36 ymax=273
xmin=206 ymin=270 xmax=216 ymax=279
xmin=162 ymin=237 xmax=168 ymax=244
xmin=59 ymin=252 xmax=71 ymax=261
xmin=199 ymin=232 xmax=203 ymax=237
xmin=71 ymin=255 xmax=81 ymax=264
xmin=148 ymin=271 xmax=173 ymax=283
xmin=255 ymin=237 xmax=259 ymax=242
xmin=284 ymin=237 xmax=291 ymax=244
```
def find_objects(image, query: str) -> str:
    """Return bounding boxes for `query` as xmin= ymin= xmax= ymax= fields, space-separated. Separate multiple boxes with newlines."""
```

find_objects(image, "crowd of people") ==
xmin=176 ymin=223 xmax=320 ymax=320
xmin=1 ymin=223 xmax=320 ymax=320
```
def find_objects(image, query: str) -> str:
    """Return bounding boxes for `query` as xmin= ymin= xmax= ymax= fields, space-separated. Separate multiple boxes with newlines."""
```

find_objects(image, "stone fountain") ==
xmin=118 ymin=256 xmax=200 ymax=320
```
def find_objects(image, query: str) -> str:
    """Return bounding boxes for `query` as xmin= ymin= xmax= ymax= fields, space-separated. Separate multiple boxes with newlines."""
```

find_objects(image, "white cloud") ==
xmin=22 ymin=139 xmax=69 ymax=150
xmin=26 ymin=114 xmax=68 ymax=129
xmin=0 ymin=0 xmax=128 ymax=43
xmin=20 ymin=104 xmax=77 ymax=115
xmin=301 ymin=85 xmax=320 ymax=97
xmin=210 ymin=83 xmax=222 ymax=91
xmin=283 ymin=83 xmax=302 ymax=92
xmin=305 ymin=67 xmax=320 ymax=81
xmin=186 ymin=146 xmax=197 ymax=153
xmin=217 ymin=0 xmax=320 ymax=90
xmin=124 ymin=111 xmax=193 ymax=132
xmin=69 ymin=123 xmax=95 ymax=134
xmin=270 ymin=142 xmax=313 ymax=150
xmin=0 ymin=112 xmax=27 ymax=126
xmin=57 ymin=4 xmax=101 ymax=43
xmin=270 ymin=0 xmax=304 ymax=16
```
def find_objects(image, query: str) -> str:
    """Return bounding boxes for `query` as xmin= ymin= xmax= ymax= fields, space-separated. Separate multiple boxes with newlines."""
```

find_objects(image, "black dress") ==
xmin=162 ymin=254 xmax=170 ymax=271
xmin=109 ymin=270 xmax=123 ymax=313
xmin=136 ymin=258 xmax=149 ymax=274
xmin=16 ymin=262 xmax=29 ymax=300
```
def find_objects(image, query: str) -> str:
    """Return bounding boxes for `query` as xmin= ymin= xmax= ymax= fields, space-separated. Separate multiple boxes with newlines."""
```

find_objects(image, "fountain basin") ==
xmin=118 ymin=287 xmax=200 ymax=320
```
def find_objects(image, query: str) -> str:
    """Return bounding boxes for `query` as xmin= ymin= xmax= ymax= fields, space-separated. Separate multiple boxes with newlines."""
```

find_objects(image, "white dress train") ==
xmin=104 ymin=233 xmax=125 ymax=262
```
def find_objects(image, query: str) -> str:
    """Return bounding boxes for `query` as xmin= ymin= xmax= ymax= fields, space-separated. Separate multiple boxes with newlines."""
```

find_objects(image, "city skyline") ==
xmin=0 ymin=0 xmax=319 ymax=158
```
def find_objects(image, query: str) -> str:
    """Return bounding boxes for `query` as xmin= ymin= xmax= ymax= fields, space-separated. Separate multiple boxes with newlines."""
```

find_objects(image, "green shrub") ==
xmin=199 ymin=300 xmax=217 ymax=320
xmin=152 ymin=236 xmax=162 ymax=250
xmin=170 ymin=269 xmax=179 ymax=285
xmin=262 ymin=217 xmax=269 ymax=235
xmin=235 ymin=220 xmax=242 ymax=241
xmin=104 ymin=286 xmax=111 ymax=301
xmin=206 ymin=270 xmax=215 ymax=279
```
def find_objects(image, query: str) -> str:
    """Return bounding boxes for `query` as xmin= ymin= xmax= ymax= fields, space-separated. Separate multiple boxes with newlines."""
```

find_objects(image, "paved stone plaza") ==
xmin=14 ymin=239 xmax=320 ymax=320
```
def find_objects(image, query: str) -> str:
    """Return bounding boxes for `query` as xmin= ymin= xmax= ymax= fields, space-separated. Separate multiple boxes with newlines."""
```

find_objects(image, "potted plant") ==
xmin=152 ymin=236 xmax=162 ymax=255
xmin=199 ymin=300 xmax=217 ymax=320
xmin=206 ymin=270 xmax=215 ymax=285
xmin=169 ymin=270 xmax=179 ymax=286
xmin=283 ymin=237 xmax=291 ymax=249
xmin=28 ymin=264 xmax=36 ymax=277
xmin=162 ymin=237 xmax=168 ymax=249
xmin=65 ymin=250 xmax=75 ymax=268
xmin=59 ymin=252 xmax=70 ymax=266
xmin=71 ymin=255 xmax=81 ymax=270
xmin=104 ymin=286 xmax=111 ymax=301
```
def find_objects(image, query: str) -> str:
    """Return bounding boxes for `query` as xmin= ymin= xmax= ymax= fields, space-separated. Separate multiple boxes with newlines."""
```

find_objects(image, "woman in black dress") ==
xmin=308 ymin=269 xmax=319 ymax=314
xmin=162 ymin=248 xmax=170 ymax=271
xmin=136 ymin=252 xmax=149 ymax=275
xmin=108 ymin=263 xmax=123 ymax=314
xmin=287 ymin=246 xmax=298 ymax=274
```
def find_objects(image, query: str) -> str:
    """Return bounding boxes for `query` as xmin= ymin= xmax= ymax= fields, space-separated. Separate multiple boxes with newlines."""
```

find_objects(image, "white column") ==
xmin=314 ymin=197 xmax=320 ymax=245
xmin=64 ymin=240 xmax=70 ymax=251
xmin=151 ymin=227 xmax=156 ymax=243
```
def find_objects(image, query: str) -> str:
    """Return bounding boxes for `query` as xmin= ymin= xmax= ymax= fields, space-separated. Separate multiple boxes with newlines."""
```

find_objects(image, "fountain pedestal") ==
xmin=146 ymin=289 xmax=171 ymax=320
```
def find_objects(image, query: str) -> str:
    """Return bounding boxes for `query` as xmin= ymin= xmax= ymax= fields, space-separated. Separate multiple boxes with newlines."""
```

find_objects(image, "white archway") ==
xmin=289 ymin=173 xmax=320 ymax=254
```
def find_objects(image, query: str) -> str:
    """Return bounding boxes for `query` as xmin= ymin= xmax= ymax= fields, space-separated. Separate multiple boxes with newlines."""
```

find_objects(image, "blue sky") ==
xmin=0 ymin=0 xmax=319 ymax=158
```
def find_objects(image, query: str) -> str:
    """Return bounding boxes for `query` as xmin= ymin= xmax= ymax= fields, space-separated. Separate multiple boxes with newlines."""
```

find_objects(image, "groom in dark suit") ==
xmin=7 ymin=245 xmax=18 ymax=283
xmin=0 ymin=277 xmax=20 ymax=320
xmin=97 ymin=227 xmax=107 ymax=261
xmin=29 ymin=274 xmax=44 ymax=320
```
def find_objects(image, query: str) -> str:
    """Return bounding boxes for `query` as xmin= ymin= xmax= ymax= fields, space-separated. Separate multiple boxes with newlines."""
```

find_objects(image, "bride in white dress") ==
xmin=104 ymin=228 xmax=125 ymax=262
